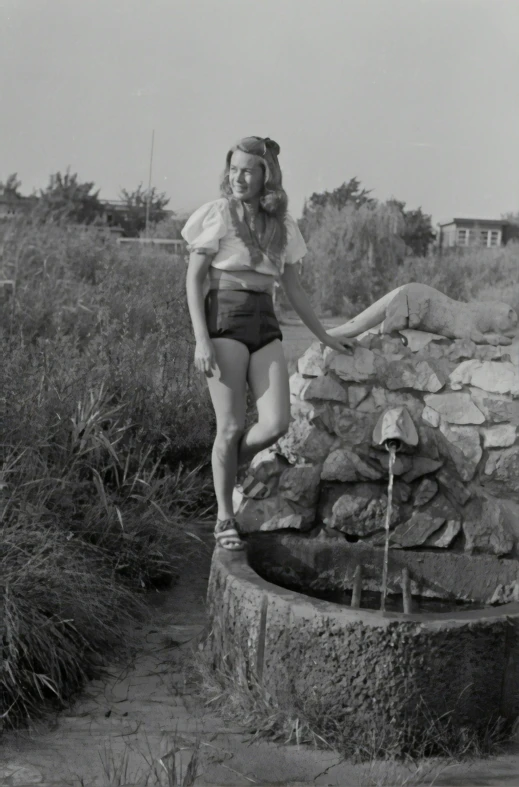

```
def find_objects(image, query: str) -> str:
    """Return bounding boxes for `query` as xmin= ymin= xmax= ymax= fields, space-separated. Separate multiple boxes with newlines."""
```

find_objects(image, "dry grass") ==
xmin=192 ymin=638 xmax=325 ymax=750
xmin=97 ymin=735 xmax=202 ymax=787
xmin=70 ymin=732 xmax=202 ymax=786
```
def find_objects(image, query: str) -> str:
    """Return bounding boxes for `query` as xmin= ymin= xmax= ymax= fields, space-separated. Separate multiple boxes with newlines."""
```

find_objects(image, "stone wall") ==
xmin=235 ymin=328 xmax=519 ymax=598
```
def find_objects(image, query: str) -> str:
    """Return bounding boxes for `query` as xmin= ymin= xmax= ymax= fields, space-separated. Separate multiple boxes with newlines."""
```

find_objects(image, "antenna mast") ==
xmin=145 ymin=129 xmax=155 ymax=237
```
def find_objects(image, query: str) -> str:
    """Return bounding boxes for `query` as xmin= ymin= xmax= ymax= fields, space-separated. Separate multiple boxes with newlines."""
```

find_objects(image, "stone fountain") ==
xmin=207 ymin=283 xmax=519 ymax=748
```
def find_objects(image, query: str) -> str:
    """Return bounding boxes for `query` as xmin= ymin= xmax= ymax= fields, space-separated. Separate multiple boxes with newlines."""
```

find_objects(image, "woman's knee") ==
xmin=215 ymin=420 xmax=245 ymax=448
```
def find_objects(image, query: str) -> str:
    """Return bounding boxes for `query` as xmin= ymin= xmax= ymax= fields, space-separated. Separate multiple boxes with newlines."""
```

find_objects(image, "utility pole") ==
xmin=145 ymin=129 xmax=155 ymax=237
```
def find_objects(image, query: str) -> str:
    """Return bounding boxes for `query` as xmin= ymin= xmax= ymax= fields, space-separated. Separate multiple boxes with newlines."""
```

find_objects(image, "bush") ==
xmin=1 ymin=216 xmax=215 ymax=727
xmin=300 ymin=205 xmax=519 ymax=317
xmin=301 ymin=201 xmax=407 ymax=315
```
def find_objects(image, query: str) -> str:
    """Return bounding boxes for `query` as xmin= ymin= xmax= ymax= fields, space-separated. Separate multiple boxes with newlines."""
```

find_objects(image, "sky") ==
xmin=1 ymin=0 xmax=518 ymax=226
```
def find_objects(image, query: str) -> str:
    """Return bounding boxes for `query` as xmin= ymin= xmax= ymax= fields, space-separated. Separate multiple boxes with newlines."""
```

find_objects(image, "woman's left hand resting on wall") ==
xmin=320 ymin=333 xmax=355 ymax=354
xmin=280 ymin=264 xmax=355 ymax=354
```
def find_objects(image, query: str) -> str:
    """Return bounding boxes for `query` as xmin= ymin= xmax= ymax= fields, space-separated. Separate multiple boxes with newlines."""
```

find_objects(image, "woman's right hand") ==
xmin=194 ymin=337 xmax=217 ymax=376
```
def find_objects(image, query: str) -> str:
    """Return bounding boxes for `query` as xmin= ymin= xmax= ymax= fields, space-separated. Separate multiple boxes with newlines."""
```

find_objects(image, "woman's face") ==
xmin=229 ymin=150 xmax=265 ymax=202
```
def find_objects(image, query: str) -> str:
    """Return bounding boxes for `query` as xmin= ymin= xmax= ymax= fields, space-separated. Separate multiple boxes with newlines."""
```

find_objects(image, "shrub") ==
xmin=302 ymin=201 xmax=407 ymax=315
xmin=300 ymin=206 xmax=519 ymax=317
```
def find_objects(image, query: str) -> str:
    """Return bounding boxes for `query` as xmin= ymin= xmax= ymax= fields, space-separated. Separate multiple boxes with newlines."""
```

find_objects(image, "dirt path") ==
xmin=1 ymin=522 xmax=519 ymax=786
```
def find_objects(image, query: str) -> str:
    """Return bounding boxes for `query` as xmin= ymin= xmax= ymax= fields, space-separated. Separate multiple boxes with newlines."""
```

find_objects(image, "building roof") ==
xmin=438 ymin=217 xmax=508 ymax=227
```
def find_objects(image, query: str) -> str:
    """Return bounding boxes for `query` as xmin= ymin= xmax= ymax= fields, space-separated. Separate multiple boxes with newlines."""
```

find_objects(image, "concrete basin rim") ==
xmin=214 ymin=547 xmax=519 ymax=627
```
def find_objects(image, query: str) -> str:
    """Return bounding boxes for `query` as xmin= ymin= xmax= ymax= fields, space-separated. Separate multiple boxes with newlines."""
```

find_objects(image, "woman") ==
xmin=183 ymin=136 xmax=353 ymax=551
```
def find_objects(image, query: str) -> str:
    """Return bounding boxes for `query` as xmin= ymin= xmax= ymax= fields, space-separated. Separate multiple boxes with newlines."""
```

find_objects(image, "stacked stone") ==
xmin=235 ymin=329 xmax=519 ymax=566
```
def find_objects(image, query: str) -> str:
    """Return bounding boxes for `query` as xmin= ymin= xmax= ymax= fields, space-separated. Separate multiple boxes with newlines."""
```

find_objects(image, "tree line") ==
xmin=6 ymin=168 xmax=515 ymax=316
xmin=0 ymin=170 xmax=180 ymax=238
xmin=0 ymin=169 xmax=438 ymax=313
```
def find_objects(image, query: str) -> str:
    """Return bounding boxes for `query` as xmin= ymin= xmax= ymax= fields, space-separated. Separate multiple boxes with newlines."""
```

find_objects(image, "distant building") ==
xmin=0 ymin=194 xmax=171 ymax=238
xmin=100 ymin=199 xmax=176 ymax=232
xmin=100 ymin=198 xmax=128 ymax=227
xmin=0 ymin=193 xmax=37 ymax=220
xmin=438 ymin=218 xmax=511 ymax=250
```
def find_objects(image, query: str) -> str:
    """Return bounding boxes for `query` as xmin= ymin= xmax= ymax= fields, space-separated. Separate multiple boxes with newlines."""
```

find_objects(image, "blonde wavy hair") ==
xmin=220 ymin=136 xmax=288 ymax=219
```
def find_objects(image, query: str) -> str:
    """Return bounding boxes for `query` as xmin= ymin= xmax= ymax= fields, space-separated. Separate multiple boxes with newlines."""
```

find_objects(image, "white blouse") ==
xmin=181 ymin=198 xmax=307 ymax=280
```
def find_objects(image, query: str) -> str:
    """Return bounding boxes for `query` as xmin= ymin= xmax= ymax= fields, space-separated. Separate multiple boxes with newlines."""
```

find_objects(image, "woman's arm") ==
xmin=185 ymin=251 xmax=217 ymax=375
xmin=279 ymin=263 xmax=354 ymax=353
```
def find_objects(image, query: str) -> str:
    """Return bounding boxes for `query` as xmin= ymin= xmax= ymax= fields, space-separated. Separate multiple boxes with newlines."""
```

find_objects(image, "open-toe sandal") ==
xmin=214 ymin=518 xmax=245 ymax=551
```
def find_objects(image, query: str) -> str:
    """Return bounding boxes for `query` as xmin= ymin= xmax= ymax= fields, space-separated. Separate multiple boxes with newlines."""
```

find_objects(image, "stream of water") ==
xmin=380 ymin=443 xmax=396 ymax=612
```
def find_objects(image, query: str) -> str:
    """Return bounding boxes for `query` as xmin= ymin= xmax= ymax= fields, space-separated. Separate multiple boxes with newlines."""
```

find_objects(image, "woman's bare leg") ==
xmin=205 ymin=338 xmax=250 ymax=529
xmin=238 ymin=339 xmax=290 ymax=465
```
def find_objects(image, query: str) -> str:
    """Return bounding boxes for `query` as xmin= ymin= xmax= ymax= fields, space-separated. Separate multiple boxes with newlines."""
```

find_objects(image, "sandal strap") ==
xmin=214 ymin=518 xmax=245 ymax=550
xmin=215 ymin=518 xmax=241 ymax=535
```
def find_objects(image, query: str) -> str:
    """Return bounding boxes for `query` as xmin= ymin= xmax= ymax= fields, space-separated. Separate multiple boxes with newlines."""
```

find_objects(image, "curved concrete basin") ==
xmin=207 ymin=537 xmax=519 ymax=748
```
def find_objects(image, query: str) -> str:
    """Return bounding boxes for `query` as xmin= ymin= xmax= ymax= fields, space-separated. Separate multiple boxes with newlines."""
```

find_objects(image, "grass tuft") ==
xmin=72 ymin=731 xmax=202 ymax=786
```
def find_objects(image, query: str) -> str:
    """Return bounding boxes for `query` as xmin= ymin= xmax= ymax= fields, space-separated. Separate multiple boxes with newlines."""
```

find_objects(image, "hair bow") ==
xmin=263 ymin=137 xmax=280 ymax=156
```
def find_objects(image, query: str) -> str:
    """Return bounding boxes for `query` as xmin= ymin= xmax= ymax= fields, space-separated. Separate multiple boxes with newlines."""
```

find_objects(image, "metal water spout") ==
xmin=372 ymin=407 xmax=418 ymax=613
xmin=372 ymin=406 xmax=419 ymax=453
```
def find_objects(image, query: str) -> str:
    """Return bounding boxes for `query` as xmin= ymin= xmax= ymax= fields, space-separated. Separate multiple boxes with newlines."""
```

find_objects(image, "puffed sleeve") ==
xmin=181 ymin=199 xmax=228 ymax=254
xmin=283 ymin=214 xmax=308 ymax=266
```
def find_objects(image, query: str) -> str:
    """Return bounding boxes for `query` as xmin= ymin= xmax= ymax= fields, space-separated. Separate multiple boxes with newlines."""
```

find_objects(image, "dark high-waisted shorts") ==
xmin=205 ymin=289 xmax=283 ymax=354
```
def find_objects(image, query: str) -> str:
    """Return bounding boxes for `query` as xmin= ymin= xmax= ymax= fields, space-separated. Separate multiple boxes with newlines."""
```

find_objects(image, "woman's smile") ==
xmin=229 ymin=150 xmax=264 ymax=202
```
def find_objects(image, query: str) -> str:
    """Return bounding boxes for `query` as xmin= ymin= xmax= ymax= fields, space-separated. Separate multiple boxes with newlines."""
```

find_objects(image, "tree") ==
xmin=303 ymin=200 xmax=406 ymax=315
xmin=401 ymin=207 xmax=436 ymax=256
xmin=502 ymin=212 xmax=519 ymax=244
xmin=118 ymin=184 xmax=170 ymax=237
xmin=389 ymin=200 xmax=436 ymax=256
xmin=38 ymin=169 xmax=105 ymax=224
xmin=304 ymin=177 xmax=374 ymax=213
xmin=0 ymin=173 xmax=22 ymax=198
xmin=300 ymin=177 xmax=374 ymax=236
xmin=298 ymin=177 xmax=436 ymax=313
